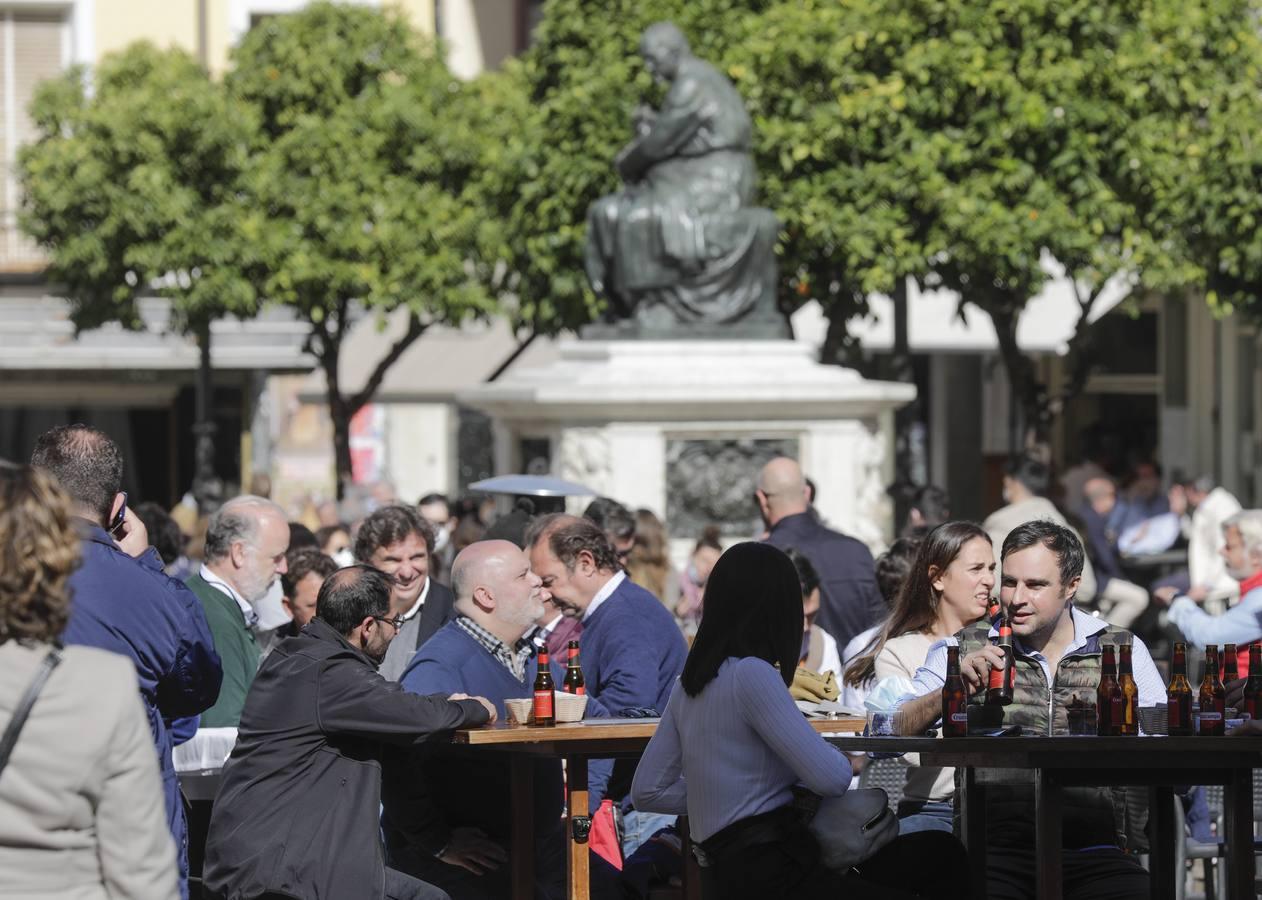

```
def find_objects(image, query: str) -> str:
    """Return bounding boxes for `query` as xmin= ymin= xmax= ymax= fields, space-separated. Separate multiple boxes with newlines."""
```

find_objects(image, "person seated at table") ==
xmin=1078 ymin=477 xmax=1150 ymax=628
xmin=631 ymin=542 xmax=968 ymax=900
xmin=1151 ymin=474 xmax=1241 ymax=605
xmin=388 ymin=540 xmax=596 ymax=900
xmin=845 ymin=521 xmax=995 ymax=835
xmin=527 ymin=514 xmax=688 ymax=860
xmin=784 ymin=548 xmax=843 ymax=677
xmin=1155 ymin=511 xmax=1262 ymax=660
xmin=894 ymin=520 xmax=1166 ymax=900
xmin=202 ymin=565 xmax=495 ymax=900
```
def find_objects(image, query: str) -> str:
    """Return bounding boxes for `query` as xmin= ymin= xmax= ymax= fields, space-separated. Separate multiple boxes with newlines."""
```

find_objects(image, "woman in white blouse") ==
xmin=844 ymin=521 xmax=995 ymax=834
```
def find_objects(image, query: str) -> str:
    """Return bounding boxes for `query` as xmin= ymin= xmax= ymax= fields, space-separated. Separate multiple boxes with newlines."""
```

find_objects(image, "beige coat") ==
xmin=0 ymin=641 xmax=177 ymax=899
xmin=984 ymin=496 xmax=1097 ymax=603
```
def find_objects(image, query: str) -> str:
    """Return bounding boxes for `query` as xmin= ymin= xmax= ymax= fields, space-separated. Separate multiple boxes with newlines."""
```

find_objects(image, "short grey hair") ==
xmin=1224 ymin=511 xmax=1262 ymax=559
xmin=205 ymin=495 xmax=286 ymax=562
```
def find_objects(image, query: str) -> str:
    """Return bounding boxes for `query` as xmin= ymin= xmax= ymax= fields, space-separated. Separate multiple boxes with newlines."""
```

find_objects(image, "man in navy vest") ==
xmin=527 ymin=514 xmax=687 ymax=860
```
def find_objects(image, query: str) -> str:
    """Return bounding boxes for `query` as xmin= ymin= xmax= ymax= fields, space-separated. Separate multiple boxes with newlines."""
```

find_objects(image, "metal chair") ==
xmin=856 ymin=757 xmax=908 ymax=813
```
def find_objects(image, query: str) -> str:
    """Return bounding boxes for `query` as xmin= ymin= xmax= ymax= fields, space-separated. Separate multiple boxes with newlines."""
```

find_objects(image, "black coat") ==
xmin=766 ymin=512 xmax=885 ymax=651
xmin=202 ymin=617 xmax=489 ymax=900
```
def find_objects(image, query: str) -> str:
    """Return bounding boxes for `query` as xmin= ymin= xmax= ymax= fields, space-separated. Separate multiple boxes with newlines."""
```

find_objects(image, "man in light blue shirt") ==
xmin=1156 ymin=510 xmax=1262 ymax=650
xmin=895 ymin=520 xmax=1159 ymax=900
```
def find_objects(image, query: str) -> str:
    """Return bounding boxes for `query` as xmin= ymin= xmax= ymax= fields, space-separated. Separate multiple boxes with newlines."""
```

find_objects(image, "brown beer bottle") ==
xmin=942 ymin=645 xmax=969 ymax=737
xmin=1167 ymin=642 xmax=1194 ymax=735
xmin=532 ymin=649 xmax=556 ymax=727
xmin=986 ymin=611 xmax=1016 ymax=706
xmin=986 ymin=597 xmax=1001 ymax=624
xmin=1243 ymin=644 xmax=1262 ymax=720
xmin=1198 ymin=645 xmax=1225 ymax=736
xmin=562 ymin=640 xmax=585 ymax=695
xmin=1097 ymin=644 xmax=1123 ymax=736
xmin=1117 ymin=644 xmax=1139 ymax=736
xmin=1223 ymin=643 xmax=1239 ymax=683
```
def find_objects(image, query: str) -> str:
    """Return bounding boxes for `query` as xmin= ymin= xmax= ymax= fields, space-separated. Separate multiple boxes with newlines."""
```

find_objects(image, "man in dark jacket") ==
xmin=758 ymin=456 xmax=885 ymax=651
xmin=203 ymin=565 xmax=495 ymax=900
xmin=356 ymin=505 xmax=457 ymax=680
xmin=32 ymin=424 xmax=222 ymax=900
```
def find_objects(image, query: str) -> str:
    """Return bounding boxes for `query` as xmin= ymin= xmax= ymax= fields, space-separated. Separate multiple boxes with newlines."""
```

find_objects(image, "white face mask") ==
xmin=433 ymin=525 xmax=451 ymax=555
xmin=332 ymin=548 xmax=356 ymax=569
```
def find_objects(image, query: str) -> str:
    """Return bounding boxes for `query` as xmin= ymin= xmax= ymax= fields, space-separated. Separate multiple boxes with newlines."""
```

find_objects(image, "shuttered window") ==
xmin=0 ymin=10 xmax=68 ymax=270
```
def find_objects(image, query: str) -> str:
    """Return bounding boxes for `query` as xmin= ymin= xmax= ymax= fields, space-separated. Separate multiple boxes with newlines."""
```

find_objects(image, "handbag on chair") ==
xmin=802 ymin=788 xmax=899 ymax=872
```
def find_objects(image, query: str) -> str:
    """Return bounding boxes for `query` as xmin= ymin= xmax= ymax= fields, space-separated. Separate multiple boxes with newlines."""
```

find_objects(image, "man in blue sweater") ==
xmin=527 ymin=514 xmax=688 ymax=859
xmin=389 ymin=540 xmax=567 ymax=899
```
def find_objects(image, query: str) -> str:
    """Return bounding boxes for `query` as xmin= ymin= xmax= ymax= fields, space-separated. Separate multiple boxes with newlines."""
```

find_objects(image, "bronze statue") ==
xmin=584 ymin=22 xmax=785 ymax=337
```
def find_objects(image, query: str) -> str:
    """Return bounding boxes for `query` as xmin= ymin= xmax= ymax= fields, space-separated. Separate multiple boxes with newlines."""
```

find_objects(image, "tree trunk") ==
xmin=983 ymin=298 xmax=1050 ymax=452
xmin=317 ymin=331 xmax=355 ymax=501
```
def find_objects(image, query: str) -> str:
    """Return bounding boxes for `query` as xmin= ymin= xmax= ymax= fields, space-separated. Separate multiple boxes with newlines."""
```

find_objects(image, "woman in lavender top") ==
xmin=632 ymin=542 xmax=967 ymax=899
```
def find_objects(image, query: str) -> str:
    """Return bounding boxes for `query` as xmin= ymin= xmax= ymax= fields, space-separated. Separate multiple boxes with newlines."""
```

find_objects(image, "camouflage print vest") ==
xmin=956 ymin=616 xmax=1140 ymax=850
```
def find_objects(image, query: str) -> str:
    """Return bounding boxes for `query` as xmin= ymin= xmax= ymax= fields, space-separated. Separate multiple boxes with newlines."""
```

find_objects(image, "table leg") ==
xmin=1148 ymin=785 xmax=1176 ymax=900
xmin=961 ymin=767 xmax=988 ymax=900
xmin=1035 ymin=768 xmax=1063 ymax=900
xmin=566 ymin=756 xmax=590 ymax=900
xmin=510 ymin=756 xmax=535 ymax=900
xmin=679 ymin=816 xmax=702 ymax=900
xmin=1222 ymin=767 xmax=1254 ymax=900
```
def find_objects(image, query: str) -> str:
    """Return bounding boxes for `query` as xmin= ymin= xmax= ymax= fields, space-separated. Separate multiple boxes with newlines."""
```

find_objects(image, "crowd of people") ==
xmin=2 ymin=422 xmax=1262 ymax=899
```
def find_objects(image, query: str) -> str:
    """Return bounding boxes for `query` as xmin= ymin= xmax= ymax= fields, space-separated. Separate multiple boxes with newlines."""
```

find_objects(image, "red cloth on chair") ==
xmin=590 ymin=798 xmax=623 ymax=871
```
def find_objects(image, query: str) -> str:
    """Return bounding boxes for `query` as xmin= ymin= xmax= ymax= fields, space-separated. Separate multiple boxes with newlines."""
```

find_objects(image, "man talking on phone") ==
xmin=31 ymin=424 xmax=223 ymax=900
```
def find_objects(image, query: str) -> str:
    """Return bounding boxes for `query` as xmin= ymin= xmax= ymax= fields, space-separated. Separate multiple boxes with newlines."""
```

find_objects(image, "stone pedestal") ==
xmin=460 ymin=340 xmax=915 ymax=550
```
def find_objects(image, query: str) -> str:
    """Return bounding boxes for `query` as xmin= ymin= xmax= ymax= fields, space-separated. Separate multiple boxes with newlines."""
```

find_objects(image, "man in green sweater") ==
xmin=185 ymin=495 xmax=291 ymax=727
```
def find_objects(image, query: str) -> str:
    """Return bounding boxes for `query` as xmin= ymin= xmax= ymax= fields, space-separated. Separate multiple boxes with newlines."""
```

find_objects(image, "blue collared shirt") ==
xmin=1169 ymin=585 xmax=1262 ymax=650
xmin=896 ymin=607 xmax=1166 ymax=727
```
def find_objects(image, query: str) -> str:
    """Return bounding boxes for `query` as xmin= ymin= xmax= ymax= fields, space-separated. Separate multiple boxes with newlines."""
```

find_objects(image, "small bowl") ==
xmin=505 ymin=698 xmax=533 ymax=726
xmin=555 ymin=692 xmax=588 ymax=723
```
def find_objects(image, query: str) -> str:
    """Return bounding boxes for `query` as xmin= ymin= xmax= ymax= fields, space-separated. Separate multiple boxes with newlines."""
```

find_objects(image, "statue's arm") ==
xmin=616 ymin=76 xmax=708 ymax=180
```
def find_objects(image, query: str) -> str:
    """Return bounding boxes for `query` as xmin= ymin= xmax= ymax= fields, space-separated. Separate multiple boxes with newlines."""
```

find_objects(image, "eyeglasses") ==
xmin=373 ymin=615 xmax=405 ymax=631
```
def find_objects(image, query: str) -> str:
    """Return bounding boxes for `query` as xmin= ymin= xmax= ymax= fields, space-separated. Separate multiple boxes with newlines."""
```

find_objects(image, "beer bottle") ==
xmin=1223 ymin=643 xmax=1239 ymax=684
xmin=1097 ymin=644 xmax=1123 ymax=736
xmin=532 ymin=649 xmax=556 ymax=728
xmin=1243 ymin=644 xmax=1262 ymax=721
xmin=563 ymin=640 xmax=585 ymax=695
xmin=986 ymin=611 xmax=1016 ymax=706
xmin=942 ymin=645 xmax=969 ymax=737
xmin=1117 ymin=644 xmax=1139 ymax=736
xmin=1198 ymin=645 xmax=1225 ymax=736
xmin=986 ymin=597 xmax=1001 ymax=624
xmin=1167 ymin=642 xmax=1194 ymax=736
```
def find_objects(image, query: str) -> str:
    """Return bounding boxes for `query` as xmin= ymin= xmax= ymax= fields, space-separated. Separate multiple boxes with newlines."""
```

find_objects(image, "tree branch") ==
xmin=346 ymin=312 xmax=429 ymax=414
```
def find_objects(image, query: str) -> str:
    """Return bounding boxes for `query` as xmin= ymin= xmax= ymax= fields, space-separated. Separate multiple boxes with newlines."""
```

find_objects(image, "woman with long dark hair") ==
xmin=844 ymin=521 xmax=995 ymax=833
xmin=632 ymin=542 xmax=965 ymax=899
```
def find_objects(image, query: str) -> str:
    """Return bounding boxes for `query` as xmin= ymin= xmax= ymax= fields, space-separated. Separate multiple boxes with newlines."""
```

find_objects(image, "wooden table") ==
xmin=450 ymin=716 xmax=866 ymax=900
xmin=824 ymin=734 xmax=1259 ymax=900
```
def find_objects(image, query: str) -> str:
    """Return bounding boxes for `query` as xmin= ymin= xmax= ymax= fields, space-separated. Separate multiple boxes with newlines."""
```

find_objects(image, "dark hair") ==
xmin=30 ymin=424 xmax=124 ymax=525
xmin=875 ymin=535 xmax=922 ymax=606
xmin=282 ymin=548 xmax=338 ymax=599
xmin=844 ymin=521 xmax=991 ymax=688
xmin=910 ymin=485 xmax=950 ymax=528
xmin=418 ymin=492 xmax=449 ymax=509
xmin=288 ymin=522 xmax=319 ymax=550
xmin=782 ymin=547 xmax=820 ymax=598
xmin=1006 ymin=455 xmax=1050 ymax=497
xmin=526 ymin=513 xmax=619 ymax=572
xmin=315 ymin=524 xmax=349 ymax=550
xmin=681 ymin=543 xmax=802 ymax=696
xmin=135 ymin=502 xmax=185 ymax=566
xmin=582 ymin=497 xmax=636 ymax=543
xmin=354 ymin=504 xmax=435 ymax=562
xmin=1001 ymin=519 xmax=1085 ymax=589
xmin=315 ymin=565 xmax=393 ymax=635
xmin=694 ymin=524 xmax=722 ymax=553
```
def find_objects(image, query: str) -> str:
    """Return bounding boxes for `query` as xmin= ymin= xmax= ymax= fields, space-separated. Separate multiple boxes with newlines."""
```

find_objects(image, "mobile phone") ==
xmin=108 ymin=491 xmax=128 ymax=535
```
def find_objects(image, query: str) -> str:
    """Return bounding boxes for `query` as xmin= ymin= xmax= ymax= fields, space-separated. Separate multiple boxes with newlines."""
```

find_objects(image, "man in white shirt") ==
xmin=355 ymin=505 xmax=456 ymax=681
xmin=1153 ymin=475 xmax=1243 ymax=606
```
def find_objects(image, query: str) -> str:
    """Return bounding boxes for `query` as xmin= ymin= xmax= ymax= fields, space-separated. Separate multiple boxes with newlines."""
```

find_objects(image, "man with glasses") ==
xmin=204 ymin=565 xmax=495 ymax=900
xmin=356 ymin=505 xmax=457 ymax=681
xmin=186 ymin=494 xmax=290 ymax=727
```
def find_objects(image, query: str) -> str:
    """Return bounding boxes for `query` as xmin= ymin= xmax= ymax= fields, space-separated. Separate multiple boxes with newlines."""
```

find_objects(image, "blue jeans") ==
xmin=621 ymin=808 xmax=677 ymax=859
xmin=897 ymin=799 xmax=954 ymax=834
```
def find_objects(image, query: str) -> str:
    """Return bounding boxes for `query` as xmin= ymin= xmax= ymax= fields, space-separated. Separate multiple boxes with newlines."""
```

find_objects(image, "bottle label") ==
xmin=950 ymin=712 xmax=968 ymax=723
xmin=1199 ymin=712 xmax=1222 ymax=722
xmin=533 ymin=690 xmax=554 ymax=718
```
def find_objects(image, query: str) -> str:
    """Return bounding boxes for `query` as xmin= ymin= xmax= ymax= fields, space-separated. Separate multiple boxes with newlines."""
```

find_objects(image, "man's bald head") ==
xmin=756 ymin=457 xmax=809 ymax=526
xmin=451 ymin=539 xmax=546 ymax=640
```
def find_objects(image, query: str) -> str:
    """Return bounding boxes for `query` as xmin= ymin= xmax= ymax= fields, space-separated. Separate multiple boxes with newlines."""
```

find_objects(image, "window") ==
xmin=0 ymin=10 xmax=69 ymax=270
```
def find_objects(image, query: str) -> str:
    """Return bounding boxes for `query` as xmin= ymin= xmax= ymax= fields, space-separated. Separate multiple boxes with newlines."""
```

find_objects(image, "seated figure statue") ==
xmin=585 ymin=22 xmax=784 ymax=336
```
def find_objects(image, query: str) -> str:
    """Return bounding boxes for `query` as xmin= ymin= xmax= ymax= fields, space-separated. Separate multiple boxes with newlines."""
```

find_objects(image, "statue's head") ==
xmin=640 ymin=22 xmax=690 ymax=83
